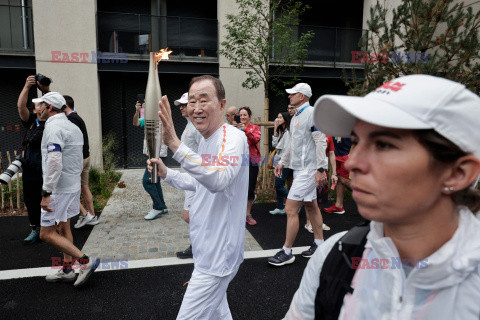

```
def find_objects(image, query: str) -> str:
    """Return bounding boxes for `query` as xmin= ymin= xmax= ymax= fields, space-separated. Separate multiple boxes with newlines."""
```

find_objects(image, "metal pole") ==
xmin=21 ymin=0 xmax=28 ymax=49
xmin=334 ymin=28 xmax=338 ymax=68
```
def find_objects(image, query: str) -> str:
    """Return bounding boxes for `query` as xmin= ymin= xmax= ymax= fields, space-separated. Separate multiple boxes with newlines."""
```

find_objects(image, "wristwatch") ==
xmin=42 ymin=189 xmax=52 ymax=197
xmin=317 ymin=168 xmax=325 ymax=173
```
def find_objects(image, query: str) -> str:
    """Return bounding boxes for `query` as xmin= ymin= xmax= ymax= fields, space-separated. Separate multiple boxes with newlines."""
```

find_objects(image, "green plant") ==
xmin=219 ymin=0 xmax=314 ymax=97
xmin=344 ymin=0 xmax=480 ymax=96
xmin=102 ymin=131 xmax=120 ymax=170
xmin=88 ymin=163 xmax=122 ymax=212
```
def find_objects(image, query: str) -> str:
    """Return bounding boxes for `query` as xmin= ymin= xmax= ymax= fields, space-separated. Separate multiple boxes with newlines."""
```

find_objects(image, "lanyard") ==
xmin=294 ymin=105 xmax=309 ymax=117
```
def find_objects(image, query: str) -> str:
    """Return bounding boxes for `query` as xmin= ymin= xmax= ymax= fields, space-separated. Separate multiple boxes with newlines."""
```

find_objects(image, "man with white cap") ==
xmin=284 ymin=75 xmax=480 ymax=319
xmin=267 ymin=83 xmax=328 ymax=267
xmin=36 ymin=92 xmax=100 ymax=287
xmin=175 ymin=92 xmax=202 ymax=259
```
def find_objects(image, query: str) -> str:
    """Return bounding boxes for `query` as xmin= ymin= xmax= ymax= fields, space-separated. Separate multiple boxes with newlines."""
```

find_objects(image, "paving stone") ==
xmin=81 ymin=169 xmax=262 ymax=261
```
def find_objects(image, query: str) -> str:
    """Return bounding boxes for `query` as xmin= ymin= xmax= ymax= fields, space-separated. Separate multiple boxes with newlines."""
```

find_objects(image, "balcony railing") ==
xmin=0 ymin=4 xmax=34 ymax=51
xmin=97 ymin=11 xmax=218 ymax=58
xmin=273 ymin=25 xmax=366 ymax=66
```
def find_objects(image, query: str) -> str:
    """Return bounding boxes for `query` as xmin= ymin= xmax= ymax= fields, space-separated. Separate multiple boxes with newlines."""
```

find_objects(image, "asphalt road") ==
xmin=0 ymin=200 xmax=363 ymax=319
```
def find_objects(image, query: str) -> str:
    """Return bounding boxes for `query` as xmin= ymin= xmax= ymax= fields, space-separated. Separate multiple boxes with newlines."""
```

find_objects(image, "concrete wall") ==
xmin=218 ymin=0 xmax=267 ymax=153
xmin=32 ymin=0 xmax=103 ymax=168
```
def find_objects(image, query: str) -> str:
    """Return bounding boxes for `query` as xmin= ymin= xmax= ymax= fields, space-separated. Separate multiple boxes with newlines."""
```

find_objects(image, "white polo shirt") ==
xmin=164 ymin=124 xmax=249 ymax=276
xmin=41 ymin=113 xmax=83 ymax=194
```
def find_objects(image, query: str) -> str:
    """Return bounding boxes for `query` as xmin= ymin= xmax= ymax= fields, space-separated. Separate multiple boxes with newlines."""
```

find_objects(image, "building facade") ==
xmin=1 ymin=0 xmax=372 ymax=168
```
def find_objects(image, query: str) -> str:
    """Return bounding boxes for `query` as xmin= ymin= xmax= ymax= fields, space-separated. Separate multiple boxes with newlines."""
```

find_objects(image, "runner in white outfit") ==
xmin=36 ymin=92 xmax=100 ymax=288
xmin=268 ymin=83 xmax=328 ymax=266
xmin=149 ymin=76 xmax=249 ymax=319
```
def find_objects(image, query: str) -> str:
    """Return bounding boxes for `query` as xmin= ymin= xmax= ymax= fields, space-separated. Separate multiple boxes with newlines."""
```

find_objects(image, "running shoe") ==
xmin=74 ymin=257 xmax=101 ymax=288
xmin=301 ymin=242 xmax=318 ymax=258
xmin=246 ymin=215 xmax=257 ymax=225
xmin=176 ymin=245 xmax=193 ymax=259
xmin=24 ymin=228 xmax=40 ymax=244
xmin=46 ymin=269 xmax=76 ymax=283
xmin=304 ymin=224 xmax=313 ymax=233
xmin=269 ymin=208 xmax=285 ymax=215
xmin=86 ymin=216 xmax=100 ymax=226
xmin=74 ymin=213 xmax=94 ymax=229
xmin=324 ymin=205 xmax=345 ymax=214
xmin=144 ymin=209 xmax=168 ymax=220
xmin=267 ymin=250 xmax=295 ymax=266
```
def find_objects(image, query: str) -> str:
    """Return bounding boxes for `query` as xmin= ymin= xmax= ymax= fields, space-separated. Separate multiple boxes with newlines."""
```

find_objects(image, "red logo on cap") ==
xmin=377 ymin=81 xmax=406 ymax=92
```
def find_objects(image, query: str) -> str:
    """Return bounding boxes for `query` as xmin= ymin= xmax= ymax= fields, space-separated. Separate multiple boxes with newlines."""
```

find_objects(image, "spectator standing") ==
xmin=239 ymin=106 xmax=261 ymax=226
xmin=16 ymin=75 xmax=49 ymax=244
xmin=133 ymin=100 xmax=169 ymax=220
xmin=269 ymin=112 xmax=292 ymax=215
xmin=225 ymin=105 xmax=238 ymax=127
xmin=287 ymin=105 xmax=296 ymax=117
xmin=62 ymin=95 xmax=99 ymax=228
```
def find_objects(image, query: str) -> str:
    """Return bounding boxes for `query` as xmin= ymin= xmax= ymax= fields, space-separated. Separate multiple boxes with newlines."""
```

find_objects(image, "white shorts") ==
xmin=184 ymin=190 xmax=195 ymax=211
xmin=41 ymin=191 xmax=81 ymax=227
xmin=287 ymin=169 xmax=317 ymax=202
xmin=176 ymin=267 xmax=239 ymax=320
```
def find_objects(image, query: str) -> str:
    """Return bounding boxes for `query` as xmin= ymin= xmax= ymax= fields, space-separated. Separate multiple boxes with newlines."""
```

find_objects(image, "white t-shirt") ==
xmin=41 ymin=113 xmax=83 ymax=194
xmin=164 ymin=124 xmax=249 ymax=276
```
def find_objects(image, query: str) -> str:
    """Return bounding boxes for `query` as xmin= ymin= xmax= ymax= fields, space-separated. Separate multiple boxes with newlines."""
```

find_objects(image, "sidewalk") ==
xmin=81 ymin=169 xmax=262 ymax=261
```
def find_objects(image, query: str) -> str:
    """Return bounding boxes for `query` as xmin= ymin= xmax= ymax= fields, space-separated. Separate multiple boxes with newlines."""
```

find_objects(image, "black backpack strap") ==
xmin=314 ymin=221 xmax=370 ymax=320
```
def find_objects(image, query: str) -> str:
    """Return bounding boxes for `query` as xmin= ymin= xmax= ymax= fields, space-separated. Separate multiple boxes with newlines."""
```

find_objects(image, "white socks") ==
xmin=314 ymin=239 xmax=325 ymax=246
xmin=282 ymin=246 xmax=292 ymax=255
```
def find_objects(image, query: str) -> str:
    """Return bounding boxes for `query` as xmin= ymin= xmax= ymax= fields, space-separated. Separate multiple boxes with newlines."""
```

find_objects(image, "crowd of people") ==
xmin=9 ymin=72 xmax=480 ymax=319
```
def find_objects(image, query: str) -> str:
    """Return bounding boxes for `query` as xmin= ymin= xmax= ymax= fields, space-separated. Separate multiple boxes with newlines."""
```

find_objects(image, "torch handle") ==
xmin=150 ymin=161 xmax=159 ymax=184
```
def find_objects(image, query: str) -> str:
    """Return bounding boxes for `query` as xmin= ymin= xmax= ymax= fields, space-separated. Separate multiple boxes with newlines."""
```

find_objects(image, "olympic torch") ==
xmin=144 ymin=48 xmax=172 ymax=183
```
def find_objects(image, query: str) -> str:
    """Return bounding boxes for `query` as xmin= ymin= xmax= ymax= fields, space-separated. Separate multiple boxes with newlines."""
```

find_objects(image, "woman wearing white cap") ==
xmin=283 ymin=74 xmax=480 ymax=319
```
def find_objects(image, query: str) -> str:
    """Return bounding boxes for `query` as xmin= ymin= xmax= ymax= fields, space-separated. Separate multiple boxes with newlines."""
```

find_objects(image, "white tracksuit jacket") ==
xmin=284 ymin=206 xmax=480 ymax=319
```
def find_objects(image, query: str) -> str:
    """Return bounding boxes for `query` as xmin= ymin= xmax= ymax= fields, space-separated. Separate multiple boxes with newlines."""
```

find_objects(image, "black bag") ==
xmin=314 ymin=221 xmax=370 ymax=320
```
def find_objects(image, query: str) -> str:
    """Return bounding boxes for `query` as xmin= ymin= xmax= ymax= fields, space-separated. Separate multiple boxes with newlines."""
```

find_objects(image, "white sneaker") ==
xmin=144 ymin=209 xmax=168 ymax=220
xmin=45 ymin=269 xmax=76 ymax=283
xmin=86 ymin=216 xmax=99 ymax=226
xmin=74 ymin=213 xmax=94 ymax=229
xmin=322 ymin=223 xmax=331 ymax=231
xmin=73 ymin=257 xmax=100 ymax=288
xmin=269 ymin=208 xmax=285 ymax=215
xmin=304 ymin=224 xmax=313 ymax=233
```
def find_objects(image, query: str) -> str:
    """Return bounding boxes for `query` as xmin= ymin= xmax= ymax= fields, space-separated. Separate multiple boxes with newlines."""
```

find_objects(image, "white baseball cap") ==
xmin=32 ymin=91 xmax=66 ymax=110
xmin=174 ymin=92 xmax=189 ymax=106
xmin=286 ymin=83 xmax=312 ymax=98
xmin=313 ymin=74 xmax=480 ymax=158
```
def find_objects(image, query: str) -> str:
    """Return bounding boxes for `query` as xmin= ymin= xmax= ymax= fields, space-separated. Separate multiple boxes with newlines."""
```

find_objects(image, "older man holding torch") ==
xmin=148 ymin=75 xmax=248 ymax=319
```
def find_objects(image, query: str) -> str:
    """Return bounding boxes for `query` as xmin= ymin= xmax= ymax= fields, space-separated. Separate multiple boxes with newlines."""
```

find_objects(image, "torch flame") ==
xmin=154 ymin=47 xmax=173 ymax=66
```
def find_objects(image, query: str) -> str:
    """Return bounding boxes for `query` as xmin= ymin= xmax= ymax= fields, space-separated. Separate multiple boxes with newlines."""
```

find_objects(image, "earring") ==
xmin=444 ymin=186 xmax=455 ymax=192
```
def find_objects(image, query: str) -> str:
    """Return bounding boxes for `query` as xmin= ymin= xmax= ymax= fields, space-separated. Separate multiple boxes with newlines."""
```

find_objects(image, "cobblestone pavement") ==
xmin=81 ymin=169 xmax=262 ymax=261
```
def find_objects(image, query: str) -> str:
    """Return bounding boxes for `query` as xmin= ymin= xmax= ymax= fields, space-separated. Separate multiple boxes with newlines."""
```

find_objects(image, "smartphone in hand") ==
xmin=137 ymin=94 xmax=145 ymax=105
xmin=234 ymin=115 xmax=241 ymax=123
